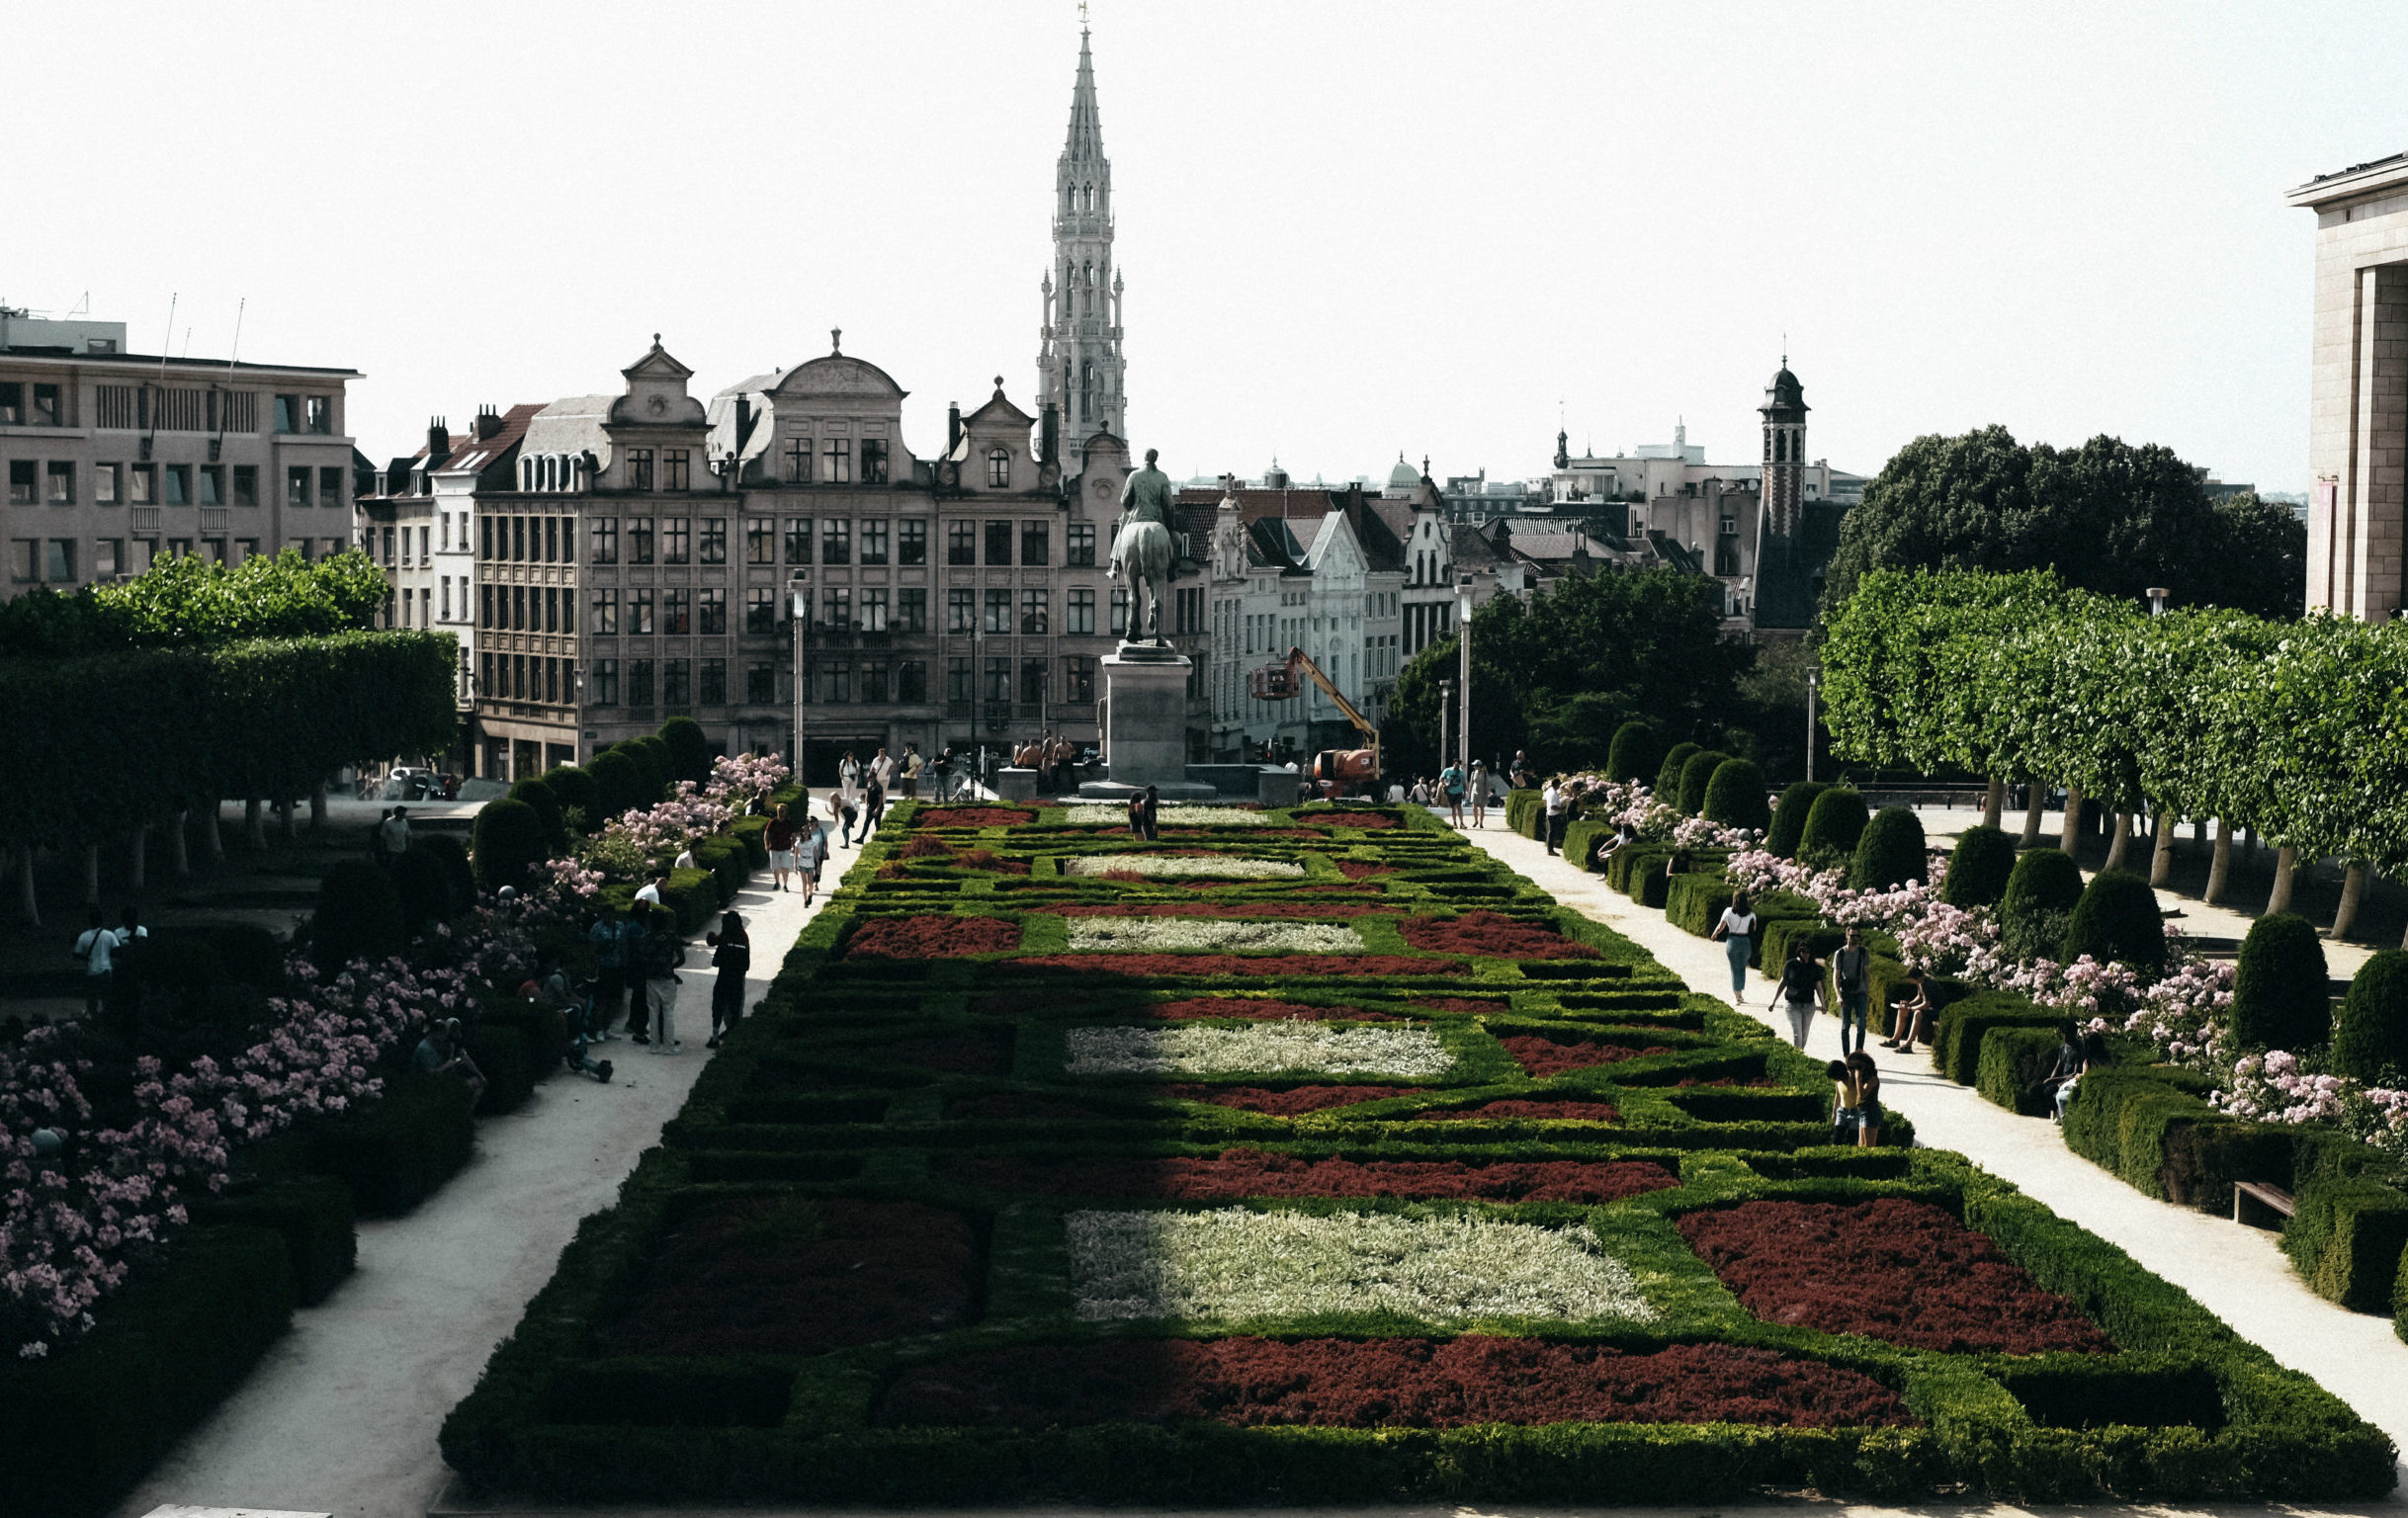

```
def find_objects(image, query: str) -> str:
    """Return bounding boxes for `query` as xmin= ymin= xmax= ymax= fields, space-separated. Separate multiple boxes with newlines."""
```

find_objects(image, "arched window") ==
xmin=988 ymin=447 xmax=1011 ymax=487
xmin=1082 ymin=182 xmax=1093 ymax=210
xmin=1079 ymin=360 xmax=1094 ymax=424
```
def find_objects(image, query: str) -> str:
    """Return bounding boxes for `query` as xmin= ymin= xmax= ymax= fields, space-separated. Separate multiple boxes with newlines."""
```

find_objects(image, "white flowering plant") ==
xmin=1060 ymin=856 xmax=1305 ymax=880
xmin=1065 ymin=919 xmax=1364 ymax=955
xmin=1063 ymin=1022 xmax=1454 ymax=1077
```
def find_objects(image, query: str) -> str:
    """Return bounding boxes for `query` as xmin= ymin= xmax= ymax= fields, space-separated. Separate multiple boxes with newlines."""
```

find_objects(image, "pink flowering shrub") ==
xmin=576 ymin=753 xmax=790 ymax=885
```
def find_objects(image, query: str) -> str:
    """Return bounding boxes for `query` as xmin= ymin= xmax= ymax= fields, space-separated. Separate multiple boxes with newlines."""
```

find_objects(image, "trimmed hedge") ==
xmin=473 ymin=798 xmax=548 ymax=895
xmin=1562 ymin=818 xmax=1614 ymax=872
xmin=2060 ymin=868 xmax=2166 ymax=973
xmin=660 ymin=715 xmax=714 ymax=786
xmin=189 ymin=1176 xmax=357 ymax=1306
xmin=1975 ymin=1025 xmax=2068 ymax=1116
xmin=1940 ymin=824 xmax=2016 ymax=908
xmin=419 ymin=832 xmax=475 ymax=912
xmin=588 ymin=748 xmax=645 ymax=819
xmin=1504 ymin=788 xmax=1542 ymax=839
xmin=464 ymin=1021 xmax=537 ymax=1116
xmin=1933 ymin=990 xmax=2060 ymax=1085
xmin=2232 ymin=913 xmax=2331 ymax=1053
xmin=2283 ymin=1178 xmax=2408 ymax=1312
xmin=2337 ymin=949 xmax=2408 ymax=1082
xmin=1702 ymin=758 xmax=1768 ymax=832
xmin=510 ymin=775 xmax=569 ymax=855
xmin=313 ymin=859 xmax=404 ymax=969
xmin=2062 ymin=1066 xmax=2221 ymax=1202
xmin=1677 ymin=750 xmax=1731 ymax=814
xmin=1848 ymin=806 xmax=1926 ymax=889
xmin=1605 ymin=719 xmax=1661 ymax=783
xmin=1999 ymin=847 xmax=2083 ymax=959
xmin=310 ymin=1070 xmax=476 ymax=1216
xmin=1798 ymin=788 xmax=1867 ymax=862
xmin=387 ymin=847 xmax=455 ymax=941
xmin=1766 ymin=781 xmax=1827 ymax=859
xmin=1654 ymin=740 xmax=1701 ymax=800
xmin=544 ymin=764 xmax=600 ymax=832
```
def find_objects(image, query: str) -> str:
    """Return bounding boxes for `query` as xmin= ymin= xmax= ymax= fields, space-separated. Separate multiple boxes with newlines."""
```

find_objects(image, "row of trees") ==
xmin=1821 ymin=567 xmax=2408 ymax=941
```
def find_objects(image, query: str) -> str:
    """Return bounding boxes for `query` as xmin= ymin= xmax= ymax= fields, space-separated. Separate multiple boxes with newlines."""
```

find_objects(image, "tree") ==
xmin=2231 ymin=913 xmax=2332 ymax=1053
xmin=1605 ymin=720 xmax=1662 ymax=784
xmin=659 ymin=716 xmax=715 ymax=786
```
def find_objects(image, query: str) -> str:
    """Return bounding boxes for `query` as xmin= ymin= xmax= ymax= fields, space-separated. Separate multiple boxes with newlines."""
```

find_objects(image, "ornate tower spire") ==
xmin=1038 ymin=20 xmax=1126 ymax=443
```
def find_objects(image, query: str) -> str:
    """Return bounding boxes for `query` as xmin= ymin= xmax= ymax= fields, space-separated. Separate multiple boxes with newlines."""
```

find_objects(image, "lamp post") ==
xmin=1805 ymin=668 xmax=1820 ymax=784
xmin=1437 ymin=678 xmax=1454 ymax=775
xmin=1456 ymin=580 xmax=1473 ymax=780
xmin=789 ymin=568 xmax=811 ymax=792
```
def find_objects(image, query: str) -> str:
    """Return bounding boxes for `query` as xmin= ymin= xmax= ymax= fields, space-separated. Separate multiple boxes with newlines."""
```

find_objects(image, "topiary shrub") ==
xmin=1766 ymin=781 xmax=1828 ymax=859
xmin=2337 ymin=950 xmax=2408 ymax=1081
xmin=417 ymin=833 xmax=474 ymax=913
xmin=1798 ymin=788 xmax=1868 ymax=864
xmin=312 ymin=860 xmax=404 ymax=970
xmin=1849 ymin=806 xmax=1927 ymax=888
xmin=1654 ymin=741 xmax=1700 ymax=801
xmin=1701 ymin=758 xmax=1769 ymax=833
xmin=1605 ymin=720 xmax=1661 ymax=784
xmin=659 ymin=716 xmax=715 ymax=786
xmin=1677 ymin=750 xmax=1731 ymax=814
xmin=544 ymin=765 xmax=599 ymax=834
xmin=588 ymin=748 xmax=645 ymax=820
xmin=2060 ymin=868 xmax=2166 ymax=972
xmin=509 ymin=776 xmax=568 ymax=856
xmin=1999 ymin=848 xmax=2085 ymax=962
xmin=387 ymin=847 xmax=456 ymax=941
xmin=633 ymin=735 xmax=674 ymax=801
xmin=2232 ymin=912 xmax=2332 ymax=1053
xmin=1941 ymin=824 xmax=2017 ymax=908
xmin=472 ymin=799 xmax=548 ymax=896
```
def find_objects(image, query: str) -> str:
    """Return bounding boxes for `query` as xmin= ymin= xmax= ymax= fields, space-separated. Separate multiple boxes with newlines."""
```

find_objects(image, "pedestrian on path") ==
xmin=1848 ymin=1051 xmax=1883 ymax=1146
xmin=799 ymin=816 xmax=825 ymax=904
xmin=381 ymin=805 xmax=412 ymax=856
xmin=828 ymin=787 xmax=856 ymax=849
xmin=635 ymin=902 xmax=685 ymax=1052
xmin=586 ymin=899 xmax=638 ymax=1039
xmin=901 ymin=744 xmax=923 ymax=800
xmin=1470 ymin=759 xmax=1490 ymax=828
xmin=1775 ymin=941 xmax=1827 ymax=1050
xmin=766 ymin=803 xmax=799 ymax=891
xmin=839 ymin=749 xmax=862 ymax=804
xmin=1542 ymin=776 xmax=1569 ymax=855
xmin=72 ymin=906 xmax=120 ymax=1017
xmin=862 ymin=776 xmax=888 ymax=841
xmin=1709 ymin=889 xmax=1757 ymax=1004
xmin=1833 ymin=927 xmax=1872 ymax=1054
xmin=705 ymin=910 xmax=749 ymax=1050
xmin=1440 ymin=761 xmax=1467 ymax=827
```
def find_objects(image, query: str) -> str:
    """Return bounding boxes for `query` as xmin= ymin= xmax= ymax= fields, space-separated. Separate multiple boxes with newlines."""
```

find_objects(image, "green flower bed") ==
xmin=441 ymin=800 xmax=2394 ymax=1505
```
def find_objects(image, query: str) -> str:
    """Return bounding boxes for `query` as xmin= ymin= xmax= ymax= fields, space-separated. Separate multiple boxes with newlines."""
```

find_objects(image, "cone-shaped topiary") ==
xmin=588 ymin=748 xmax=645 ymax=820
xmin=1849 ymin=805 xmax=1928 ymax=888
xmin=473 ymin=798 xmax=548 ymax=896
xmin=418 ymin=833 xmax=474 ymax=912
xmin=509 ymin=776 xmax=567 ymax=856
xmin=2336 ymin=950 xmax=2408 ymax=1081
xmin=387 ymin=848 xmax=455 ymax=941
xmin=1703 ymin=758 xmax=1770 ymax=832
xmin=1677 ymin=750 xmax=1731 ymax=814
xmin=1767 ymin=781 xmax=1829 ymax=859
xmin=1999 ymin=847 xmax=2085 ymax=960
xmin=1941 ymin=825 xmax=2018 ymax=908
xmin=1798 ymin=788 xmax=1869 ymax=862
xmin=659 ymin=716 xmax=714 ymax=786
xmin=2060 ymin=868 xmax=2166 ymax=972
xmin=1606 ymin=720 xmax=1662 ymax=784
xmin=1655 ymin=741 xmax=1701 ymax=801
xmin=631 ymin=736 xmax=673 ymax=802
xmin=2231 ymin=912 xmax=2332 ymax=1053
xmin=312 ymin=859 xmax=404 ymax=970
xmin=543 ymin=765 xmax=599 ymax=835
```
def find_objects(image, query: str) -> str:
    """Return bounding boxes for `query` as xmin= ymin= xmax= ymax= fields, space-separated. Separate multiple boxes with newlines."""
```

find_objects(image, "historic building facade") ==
xmin=1037 ymin=25 xmax=1128 ymax=447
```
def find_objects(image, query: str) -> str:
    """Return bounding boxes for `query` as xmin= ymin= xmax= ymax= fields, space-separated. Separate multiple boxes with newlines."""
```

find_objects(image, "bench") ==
xmin=2233 ymin=1180 xmax=2296 ymax=1230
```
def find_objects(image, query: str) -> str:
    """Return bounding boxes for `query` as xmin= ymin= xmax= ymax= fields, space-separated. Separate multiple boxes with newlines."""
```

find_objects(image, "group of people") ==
xmin=1403 ymin=760 xmax=1498 ymax=829
xmin=1013 ymin=732 xmax=1085 ymax=793
xmin=70 ymin=903 xmax=149 ymax=1019
xmin=581 ymin=896 xmax=754 ymax=1054
xmin=1125 ymin=784 xmax=1162 ymax=839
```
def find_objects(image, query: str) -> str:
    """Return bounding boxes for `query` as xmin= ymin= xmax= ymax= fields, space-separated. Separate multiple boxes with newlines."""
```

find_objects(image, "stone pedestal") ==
xmin=1079 ymin=641 xmax=1216 ymax=801
xmin=994 ymin=767 xmax=1039 ymax=802
xmin=1255 ymin=767 xmax=1303 ymax=807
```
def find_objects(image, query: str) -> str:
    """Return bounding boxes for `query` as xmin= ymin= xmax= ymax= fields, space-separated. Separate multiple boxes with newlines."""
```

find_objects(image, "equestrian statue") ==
xmin=1110 ymin=448 xmax=1177 ymax=644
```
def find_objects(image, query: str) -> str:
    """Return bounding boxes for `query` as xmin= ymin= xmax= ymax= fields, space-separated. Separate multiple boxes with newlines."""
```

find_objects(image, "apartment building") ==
xmin=0 ymin=309 xmax=360 ymax=591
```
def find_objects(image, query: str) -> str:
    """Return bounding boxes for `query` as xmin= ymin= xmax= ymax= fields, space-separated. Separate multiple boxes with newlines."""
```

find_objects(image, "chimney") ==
xmin=426 ymin=417 xmax=451 ymax=466
xmin=947 ymin=401 xmax=963 ymax=457
xmin=474 ymin=403 xmax=502 ymax=441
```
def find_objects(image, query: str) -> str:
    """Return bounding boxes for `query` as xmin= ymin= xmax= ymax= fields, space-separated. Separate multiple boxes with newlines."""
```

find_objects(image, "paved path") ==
xmin=1447 ymin=815 xmax=2408 ymax=1488
xmin=117 ymin=844 xmax=865 ymax=1518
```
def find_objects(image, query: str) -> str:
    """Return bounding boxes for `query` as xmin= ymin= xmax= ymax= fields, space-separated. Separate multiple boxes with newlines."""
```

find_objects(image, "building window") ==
xmin=305 ymin=395 xmax=331 ymax=434
xmin=688 ymin=516 xmax=722 ymax=563
xmin=947 ymin=519 xmax=977 ymax=564
xmin=984 ymin=655 xmax=1011 ymax=704
xmin=8 ymin=539 xmax=34 ymax=581
xmin=630 ymin=587 xmax=655 ymax=634
xmin=1020 ymin=588 xmax=1048 ymax=635
xmin=45 ymin=539 xmax=75 ymax=583
xmin=0 ymin=382 xmax=19 ymax=423
xmin=663 ymin=450 xmax=690 ymax=491
xmin=91 ymin=464 xmax=120 ymax=505
xmin=277 ymin=465 xmax=306 ymax=509
xmin=513 ymin=517 xmax=528 ymax=561
xmin=590 ymin=516 xmax=619 ymax=563
xmin=663 ymin=658 xmax=691 ymax=707
xmin=627 ymin=515 xmax=654 ymax=563
xmin=1021 ymin=521 xmax=1049 ymax=566
xmin=898 ymin=518 xmax=927 ymax=564
xmin=1111 ymin=585 xmax=1129 ymax=637
xmin=987 ymin=447 xmax=1010 ymax=487
xmin=479 ymin=584 xmax=494 ymax=629
xmin=899 ymin=660 xmax=927 ymax=703
xmin=700 ymin=657 xmax=727 ymax=705
xmin=947 ymin=586 xmax=975 ymax=633
xmin=984 ymin=587 xmax=1011 ymax=634
xmin=744 ymin=517 xmax=774 ymax=564
xmin=44 ymin=462 xmax=74 ymax=505
xmin=661 ymin=587 xmax=691 ymax=635
xmin=1020 ymin=657 xmax=1046 ymax=706
xmin=745 ymin=586 xmax=777 ymax=634
xmin=660 ymin=516 xmax=691 ymax=564
xmin=627 ymin=449 xmax=655 ymax=490
xmin=591 ymin=658 xmax=619 ymax=705
xmin=1067 ymin=522 xmax=1096 ymax=565
xmin=821 ymin=439 xmax=850 ymax=483
xmin=745 ymin=660 xmax=774 ymax=703
xmin=5 ymin=462 xmax=31 ymax=505
xmin=821 ymin=518 xmax=850 ymax=564
xmin=860 ymin=438 xmax=889 ymax=484
xmin=273 ymin=393 xmax=299 ymax=433
xmin=1064 ymin=654 xmax=1095 ymax=703
xmin=821 ymin=661 xmax=852 ymax=704
xmin=227 ymin=464 xmax=255 ymax=507
xmin=784 ymin=437 xmax=811 ymax=483
xmin=698 ymin=586 xmax=727 ymax=634
xmin=197 ymin=465 xmax=222 ymax=506
xmin=784 ymin=516 xmax=811 ymax=563
xmin=628 ymin=658 xmax=655 ymax=707
xmin=947 ymin=655 xmax=972 ymax=702
xmin=860 ymin=661 xmax=889 ymax=704
xmin=985 ymin=520 xmax=1012 ymax=564
xmin=899 ymin=586 xmax=927 ymax=632
xmin=859 ymin=587 xmax=890 ymax=633
xmin=129 ymin=464 xmax=155 ymax=504
xmin=1069 ymin=586 xmax=1095 ymax=634
xmin=859 ymin=518 xmax=889 ymax=565
xmin=320 ymin=466 xmax=345 ymax=510
xmin=821 ymin=586 xmax=851 ymax=631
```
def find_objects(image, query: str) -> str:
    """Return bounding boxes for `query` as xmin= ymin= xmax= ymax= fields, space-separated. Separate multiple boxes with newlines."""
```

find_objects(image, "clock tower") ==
xmin=1037 ymin=22 xmax=1127 ymax=444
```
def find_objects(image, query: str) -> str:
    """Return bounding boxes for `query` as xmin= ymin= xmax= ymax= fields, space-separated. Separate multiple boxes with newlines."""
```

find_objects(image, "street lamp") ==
xmin=789 ymin=568 xmax=811 ymax=792
xmin=1805 ymin=668 xmax=1821 ymax=784
xmin=1438 ymin=678 xmax=1454 ymax=773
xmin=1455 ymin=579 xmax=1474 ymax=781
xmin=2146 ymin=586 xmax=2171 ymax=618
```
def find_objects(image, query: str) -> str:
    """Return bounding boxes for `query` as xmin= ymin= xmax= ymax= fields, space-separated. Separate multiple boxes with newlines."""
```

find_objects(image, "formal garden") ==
xmin=440 ymin=799 xmax=2388 ymax=1504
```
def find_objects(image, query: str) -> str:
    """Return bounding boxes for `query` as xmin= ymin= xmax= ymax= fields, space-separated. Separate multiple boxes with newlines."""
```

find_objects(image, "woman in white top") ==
xmin=838 ymin=751 xmax=862 ymax=803
xmin=1708 ymin=889 xmax=1759 ymax=1003
xmin=1469 ymin=759 xmax=1490 ymax=828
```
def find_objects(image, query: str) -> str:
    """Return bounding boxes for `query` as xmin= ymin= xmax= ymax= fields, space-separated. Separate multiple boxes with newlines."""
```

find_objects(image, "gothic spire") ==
xmin=1064 ymin=24 xmax=1104 ymax=163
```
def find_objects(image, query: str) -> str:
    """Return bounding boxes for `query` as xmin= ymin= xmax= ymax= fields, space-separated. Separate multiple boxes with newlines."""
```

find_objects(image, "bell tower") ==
xmin=1038 ymin=21 xmax=1127 ymax=442
xmin=1760 ymin=357 xmax=1809 ymax=538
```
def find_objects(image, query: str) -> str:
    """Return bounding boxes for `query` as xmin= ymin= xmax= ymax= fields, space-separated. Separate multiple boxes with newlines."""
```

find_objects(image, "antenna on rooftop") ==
xmin=66 ymin=292 xmax=88 ymax=318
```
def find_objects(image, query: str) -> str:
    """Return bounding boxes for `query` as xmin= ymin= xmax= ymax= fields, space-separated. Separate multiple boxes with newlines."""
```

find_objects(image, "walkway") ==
xmin=1451 ymin=815 xmax=2408 ymax=1482
xmin=116 ymin=842 xmax=868 ymax=1518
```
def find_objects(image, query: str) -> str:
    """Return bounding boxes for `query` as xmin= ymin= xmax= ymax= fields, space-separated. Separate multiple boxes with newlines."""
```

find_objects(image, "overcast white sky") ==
xmin=9 ymin=1 xmax=2403 ymax=491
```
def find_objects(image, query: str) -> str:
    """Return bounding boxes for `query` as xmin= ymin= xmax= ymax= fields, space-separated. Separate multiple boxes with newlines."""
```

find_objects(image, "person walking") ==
xmin=1709 ymin=889 xmax=1758 ymax=1004
xmin=1832 ymin=927 xmax=1872 ymax=1055
xmin=766 ymin=803 xmax=799 ymax=892
xmin=72 ymin=906 xmax=120 ymax=1019
xmin=1469 ymin=758 xmax=1490 ymax=828
xmin=932 ymin=746 xmax=954 ymax=801
xmin=1439 ymin=760 xmax=1467 ymax=828
xmin=1848 ymin=1051 xmax=1883 ymax=1146
xmin=1127 ymin=790 xmax=1148 ymax=838
xmin=861 ymin=775 xmax=888 ymax=841
xmin=586 ymin=899 xmax=638 ymax=1040
xmin=901 ymin=743 xmax=923 ymax=800
xmin=800 ymin=810 xmax=827 ymax=903
xmin=370 ymin=806 xmax=393 ymax=865
xmin=1775 ymin=941 xmax=1828 ymax=1050
xmin=1542 ymin=775 xmax=1570 ymax=855
xmin=634 ymin=901 xmax=685 ymax=1052
xmin=838 ymin=750 xmax=862 ymax=805
xmin=704 ymin=910 xmax=749 ymax=1050
xmin=827 ymin=785 xmax=856 ymax=849
xmin=380 ymin=804 xmax=411 ymax=857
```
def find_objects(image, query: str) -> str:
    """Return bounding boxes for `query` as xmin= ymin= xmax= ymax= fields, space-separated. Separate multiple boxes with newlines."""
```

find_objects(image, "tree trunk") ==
xmin=2335 ymin=861 xmax=2370 ymax=939
xmin=1983 ymin=777 xmax=2006 ymax=830
xmin=201 ymin=801 xmax=225 ymax=866
xmin=169 ymin=809 xmax=191 ymax=878
xmin=2104 ymin=810 xmax=2133 ymax=872
xmin=309 ymin=781 xmax=328 ymax=830
xmin=2194 ymin=817 xmax=2208 ymax=847
xmin=2267 ymin=845 xmax=2299 ymax=915
xmin=18 ymin=847 xmax=39 ymax=926
xmin=2058 ymin=784 xmax=2085 ymax=855
xmin=278 ymin=797 xmax=298 ymax=844
xmin=129 ymin=826 xmax=147 ymax=891
xmin=2021 ymin=785 xmax=2046 ymax=847
xmin=82 ymin=843 xmax=100 ymax=906
xmin=2150 ymin=808 xmax=2177 ymax=886
xmin=244 ymin=797 xmax=268 ymax=851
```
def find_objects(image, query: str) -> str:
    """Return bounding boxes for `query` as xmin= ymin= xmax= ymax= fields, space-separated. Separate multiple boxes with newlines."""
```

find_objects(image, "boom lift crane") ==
xmin=1247 ymin=644 xmax=1382 ymax=799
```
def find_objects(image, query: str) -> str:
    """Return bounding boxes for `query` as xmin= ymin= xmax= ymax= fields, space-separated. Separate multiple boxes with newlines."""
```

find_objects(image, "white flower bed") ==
xmin=1067 ymin=1209 xmax=1659 ymax=1323
xmin=1064 ymin=1023 xmax=1454 ymax=1077
xmin=1066 ymin=918 xmax=1363 ymax=954
xmin=1064 ymin=805 xmax=1272 ymax=827
xmin=1060 ymin=855 xmax=1305 ymax=880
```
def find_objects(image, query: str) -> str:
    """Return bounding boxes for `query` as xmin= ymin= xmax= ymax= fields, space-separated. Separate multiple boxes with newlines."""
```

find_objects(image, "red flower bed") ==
xmin=918 ymin=807 xmax=1036 ymax=827
xmin=1676 ymin=1198 xmax=2115 ymax=1355
xmin=946 ymin=1148 xmax=1678 ymax=1204
xmin=1400 ymin=910 xmax=1599 ymax=960
xmin=1001 ymin=954 xmax=1458 ymax=977
xmin=1050 ymin=902 xmax=1392 ymax=919
xmin=1421 ymin=1098 xmax=1623 ymax=1123
xmin=603 ymin=1198 xmax=980 ymax=1357
xmin=846 ymin=914 xmax=1022 ymax=959
xmin=867 ymin=1031 xmax=1013 ymax=1074
xmin=880 ymin=1336 xmax=1914 ymax=1430
xmin=1414 ymin=996 xmax=1508 ymax=1015
xmin=958 ymin=848 xmax=1029 ymax=874
xmin=1154 ymin=1083 xmax=1419 ymax=1114
xmin=1334 ymin=860 xmax=1397 ymax=879
xmin=1149 ymin=996 xmax=1394 ymax=1022
xmin=900 ymin=835 xmax=957 ymax=859
xmin=944 ymin=1093 xmax=1104 ymax=1121
xmin=1500 ymin=1035 xmax=1671 ymax=1078
xmin=1298 ymin=811 xmax=1400 ymax=829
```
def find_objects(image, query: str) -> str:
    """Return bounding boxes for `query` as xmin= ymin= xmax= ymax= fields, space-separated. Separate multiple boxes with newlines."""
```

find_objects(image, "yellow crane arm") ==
xmin=1285 ymin=645 xmax=1376 ymax=738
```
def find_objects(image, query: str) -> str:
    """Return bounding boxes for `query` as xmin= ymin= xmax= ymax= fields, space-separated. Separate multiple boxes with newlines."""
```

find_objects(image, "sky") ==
xmin=8 ymin=0 xmax=2405 ymax=493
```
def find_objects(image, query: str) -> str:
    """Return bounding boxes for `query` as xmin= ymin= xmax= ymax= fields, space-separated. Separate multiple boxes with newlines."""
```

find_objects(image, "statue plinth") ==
xmin=1077 ymin=643 xmax=1215 ymax=802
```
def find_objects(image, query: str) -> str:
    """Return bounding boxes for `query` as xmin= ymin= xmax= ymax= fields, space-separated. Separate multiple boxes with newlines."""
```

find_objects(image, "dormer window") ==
xmin=822 ymin=439 xmax=851 ymax=484
xmin=784 ymin=438 xmax=812 ymax=484
xmin=861 ymin=438 xmax=890 ymax=485
xmin=988 ymin=447 xmax=1011 ymax=487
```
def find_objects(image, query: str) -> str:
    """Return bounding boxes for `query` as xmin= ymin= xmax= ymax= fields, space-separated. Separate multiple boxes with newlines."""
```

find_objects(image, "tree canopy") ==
xmin=0 ymin=548 xmax=388 ymax=654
